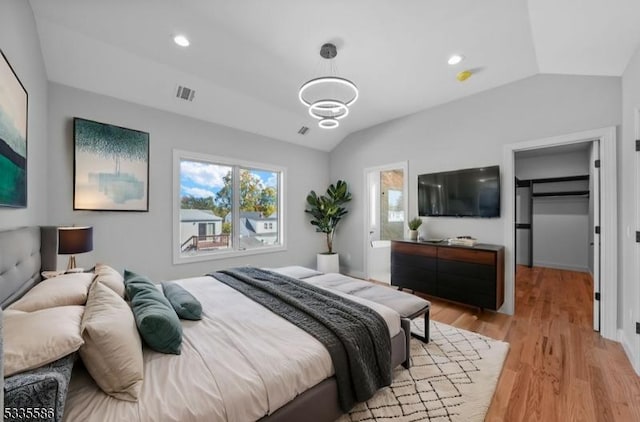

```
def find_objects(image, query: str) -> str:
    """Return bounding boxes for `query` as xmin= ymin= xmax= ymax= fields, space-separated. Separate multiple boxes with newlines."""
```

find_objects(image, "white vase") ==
xmin=409 ymin=230 xmax=419 ymax=241
xmin=317 ymin=253 xmax=340 ymax=273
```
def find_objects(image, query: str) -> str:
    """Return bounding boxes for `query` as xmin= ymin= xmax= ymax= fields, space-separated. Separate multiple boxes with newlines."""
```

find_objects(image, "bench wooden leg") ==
xmin=410 ymin=308 xmax=430 ymax=344
xmin=424 ymin=309 xmax=430 ymax=343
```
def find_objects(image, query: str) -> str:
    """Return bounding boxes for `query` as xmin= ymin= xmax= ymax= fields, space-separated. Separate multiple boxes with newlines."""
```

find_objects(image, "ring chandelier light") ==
xmin=298 ymin=43 xmax=358 ymax=129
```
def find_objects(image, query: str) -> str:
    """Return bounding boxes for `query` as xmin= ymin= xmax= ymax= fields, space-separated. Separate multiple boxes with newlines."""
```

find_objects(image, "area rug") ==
xmin=338 ymin=319 xmax=509 ymax=422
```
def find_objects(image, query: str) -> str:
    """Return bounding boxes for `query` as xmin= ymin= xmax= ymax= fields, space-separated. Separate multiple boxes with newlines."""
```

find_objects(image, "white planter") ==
xmin=409 ymin=230 xmax=419 ymax=241
xmin=317 ymin=253 xmax=340 ymax=273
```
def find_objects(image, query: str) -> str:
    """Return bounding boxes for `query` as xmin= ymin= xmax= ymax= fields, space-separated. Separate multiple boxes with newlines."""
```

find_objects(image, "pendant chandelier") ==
xmin=298 ymin=43 xmax=359 ymax=129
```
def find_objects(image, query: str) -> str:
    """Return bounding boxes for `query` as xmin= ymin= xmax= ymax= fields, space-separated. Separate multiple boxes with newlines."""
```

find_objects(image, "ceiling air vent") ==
xmin=298 ymin=126 xmax=309 ymax=135
xmin=176 ymin=85 xmax=195 ymax=102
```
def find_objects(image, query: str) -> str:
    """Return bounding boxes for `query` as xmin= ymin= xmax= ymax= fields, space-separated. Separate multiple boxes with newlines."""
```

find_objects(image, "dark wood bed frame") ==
xmin=0 ymin=226 xmax=412 ymax=422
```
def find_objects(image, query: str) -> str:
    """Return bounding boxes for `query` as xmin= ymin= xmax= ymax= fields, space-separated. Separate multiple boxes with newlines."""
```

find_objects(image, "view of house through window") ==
xmin=179 ymin=160 xmax=234 ymax=254
xmin=177 ymin=153 xmax=283 ymax=261
xmin=238 ymin=168 xmax=279 ymax=250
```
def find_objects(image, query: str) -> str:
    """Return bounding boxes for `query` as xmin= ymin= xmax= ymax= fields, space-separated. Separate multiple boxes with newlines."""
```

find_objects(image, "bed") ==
xmin=1 ymin=226 xmax=415 ymax=422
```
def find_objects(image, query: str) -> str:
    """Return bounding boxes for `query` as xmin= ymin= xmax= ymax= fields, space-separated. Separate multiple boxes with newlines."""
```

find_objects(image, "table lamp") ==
xmin=58 ymin=226 xmax=93 ymax=272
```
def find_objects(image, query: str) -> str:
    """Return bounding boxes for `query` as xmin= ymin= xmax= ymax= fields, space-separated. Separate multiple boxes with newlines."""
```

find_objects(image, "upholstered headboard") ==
xmin=0 ymin=226 xmax=57 ymax=309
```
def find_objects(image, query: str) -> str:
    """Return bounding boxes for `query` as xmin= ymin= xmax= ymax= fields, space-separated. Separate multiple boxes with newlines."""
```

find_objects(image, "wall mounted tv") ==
xmin=418 ymin=165 xmax=500 ymax=217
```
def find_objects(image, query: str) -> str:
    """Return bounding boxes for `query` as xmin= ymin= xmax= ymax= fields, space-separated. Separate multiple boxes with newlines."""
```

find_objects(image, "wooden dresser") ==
xmin=391 ymin=240 xmax=504 ymax=310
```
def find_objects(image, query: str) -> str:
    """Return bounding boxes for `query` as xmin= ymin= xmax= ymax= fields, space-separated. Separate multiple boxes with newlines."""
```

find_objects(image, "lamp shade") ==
xmin=58 ymin=226 xmax=93 ymax=255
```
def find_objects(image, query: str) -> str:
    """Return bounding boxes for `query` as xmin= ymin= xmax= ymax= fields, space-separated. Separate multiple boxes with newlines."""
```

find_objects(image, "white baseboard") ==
xmin=617 ymin=329 xmax=640 ymax=375
xmin=532 ymin=261 xmax=590 ymax=273
xmin=343 ymin=269 xmax=366 ymax=280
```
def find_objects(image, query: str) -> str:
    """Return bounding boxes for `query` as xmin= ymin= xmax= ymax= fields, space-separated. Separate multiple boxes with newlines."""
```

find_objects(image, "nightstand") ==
xmin=41 ymin=270 xmax=66 ymax=279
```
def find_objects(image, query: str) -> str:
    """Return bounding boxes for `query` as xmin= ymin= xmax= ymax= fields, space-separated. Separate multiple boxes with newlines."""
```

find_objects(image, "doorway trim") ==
xmin=633 ymin=107 xmax=640 ymax=372
xmin=503 ymin=126 xmax=617 ymax=340
xmin=363 ymin=161 xmax=409 ymax=281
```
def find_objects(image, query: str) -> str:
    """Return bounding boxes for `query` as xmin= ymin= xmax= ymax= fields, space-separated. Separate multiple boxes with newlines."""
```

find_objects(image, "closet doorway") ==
xmin=504 ymin=126 xmax=617 ymax=340
xmin=514 ymin=141 xmax=600 ymax=330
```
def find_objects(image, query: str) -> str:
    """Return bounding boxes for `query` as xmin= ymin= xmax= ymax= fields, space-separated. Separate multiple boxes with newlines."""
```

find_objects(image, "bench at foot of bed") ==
xmin=271 ymin=267 xmax=432 ymax=345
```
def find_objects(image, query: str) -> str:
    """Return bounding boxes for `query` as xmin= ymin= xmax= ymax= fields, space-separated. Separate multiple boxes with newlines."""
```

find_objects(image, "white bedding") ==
xmin=64 ymin=272 xmax=400 ymax=422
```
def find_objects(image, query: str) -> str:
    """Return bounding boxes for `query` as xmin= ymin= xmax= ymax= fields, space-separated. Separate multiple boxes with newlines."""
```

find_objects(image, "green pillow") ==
xmin=123 ymin=270 xmax=157 ymax=301
xmin=162 ymin=282 xmax=202 ymax=321
xmin=129 ymin=282 xmax=182 ymax=355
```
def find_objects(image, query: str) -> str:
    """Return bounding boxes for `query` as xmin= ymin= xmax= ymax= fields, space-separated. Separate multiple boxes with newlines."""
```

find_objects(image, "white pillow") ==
xmin=4 ymin=306 xmax=85 ymax=377
xmin=80 ymin=281 xmax=144 ymax=401
xmin=7 ymin=272 xmax=94 ymax=312
xmin=93 ymin=263 xmax=125 ymax=298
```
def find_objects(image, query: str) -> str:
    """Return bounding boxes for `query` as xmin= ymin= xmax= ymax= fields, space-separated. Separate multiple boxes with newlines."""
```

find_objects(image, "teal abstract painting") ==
xmin=0 ymin=50 xmax=28 ymax=208
xmin=74 ymin=118 xmax=149 ymax=211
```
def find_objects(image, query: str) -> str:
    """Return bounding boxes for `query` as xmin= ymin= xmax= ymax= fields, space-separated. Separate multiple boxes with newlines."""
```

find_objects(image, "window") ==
xmin=173 ymin=150 xmax=285 ymax=263
xmin=387 ymin=189 xmax=404 ymax=222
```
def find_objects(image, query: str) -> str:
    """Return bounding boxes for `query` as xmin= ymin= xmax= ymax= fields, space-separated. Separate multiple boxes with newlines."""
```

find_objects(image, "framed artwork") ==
xmin=73 ymin=117 xmax=149 ymax=211
xmin=0 ymin=49 xmax=28 ymax=208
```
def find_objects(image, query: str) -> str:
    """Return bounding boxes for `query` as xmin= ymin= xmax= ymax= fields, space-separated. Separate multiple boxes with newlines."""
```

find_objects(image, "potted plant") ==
xmin=408 ymin=217 xmax=422 ymax=241
xmin=305 ymin=180 xmax=352 ymax=273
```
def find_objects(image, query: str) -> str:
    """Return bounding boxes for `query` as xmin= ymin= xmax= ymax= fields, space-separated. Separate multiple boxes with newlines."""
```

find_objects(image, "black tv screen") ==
xmin=418 ymin=165 xmax=500 ymax=217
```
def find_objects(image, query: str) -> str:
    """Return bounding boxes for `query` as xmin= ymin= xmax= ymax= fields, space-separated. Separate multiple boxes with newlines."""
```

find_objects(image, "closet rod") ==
xmin=532 ymin=190 xmax=590 ymax=198
xmin=526 ymin=175 xmax=590 ymax=184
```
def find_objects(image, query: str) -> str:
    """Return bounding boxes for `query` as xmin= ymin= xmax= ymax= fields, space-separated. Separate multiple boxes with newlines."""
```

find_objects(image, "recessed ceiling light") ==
xmin=447 ymin=54 xmax=464 ymax=65
xmin=173 ymin=35 xmax=190 ymax=47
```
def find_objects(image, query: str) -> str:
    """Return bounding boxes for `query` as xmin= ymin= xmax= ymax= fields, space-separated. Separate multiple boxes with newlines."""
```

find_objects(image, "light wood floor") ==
xmin=420 ymin=266 xmax=640 ymax=422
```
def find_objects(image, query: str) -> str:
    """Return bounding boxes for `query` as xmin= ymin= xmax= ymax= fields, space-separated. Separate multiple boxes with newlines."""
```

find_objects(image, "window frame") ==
xmin=173 ymin=149 xmax=286 ymax=265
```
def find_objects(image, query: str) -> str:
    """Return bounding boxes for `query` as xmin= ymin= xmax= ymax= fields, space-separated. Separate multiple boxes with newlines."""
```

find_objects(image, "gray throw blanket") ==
xmin=208 ymin=267 xmax=392 ymax=412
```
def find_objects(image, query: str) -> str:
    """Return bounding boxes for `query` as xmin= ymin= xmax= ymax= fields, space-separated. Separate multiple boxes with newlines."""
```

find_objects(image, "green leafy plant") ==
xmin=408 ymin=217 xmax=423 ymax=230
xmin=305 ymin=180 xmax=352 ymax=254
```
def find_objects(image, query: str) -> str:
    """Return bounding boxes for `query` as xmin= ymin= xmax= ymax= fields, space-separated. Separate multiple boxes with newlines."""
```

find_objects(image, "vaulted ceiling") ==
xmin=29 ymin=0 xmax=640 ymax=151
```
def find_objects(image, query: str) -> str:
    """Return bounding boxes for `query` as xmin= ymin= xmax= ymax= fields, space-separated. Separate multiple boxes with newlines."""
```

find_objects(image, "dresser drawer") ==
xmin=392 ymin=242 xmax=437 ymax=258
xmin=438 ymin=260 xmax=496 ymax=280
xmin=438 ymin=273 xmax=496 ymax=295
xmin=392 ymin=253 xmax=437 ymax=272
xmin=391 ymin=265 xmax=437 ymax=295
xmin=438 ymin=247 xmax=495 ymax=265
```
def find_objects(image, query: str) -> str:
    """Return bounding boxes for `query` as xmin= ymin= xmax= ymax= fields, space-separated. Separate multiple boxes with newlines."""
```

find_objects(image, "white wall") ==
xmin=0 ymin=0 xmax=50 ymax=409
xmin=0 ymin=0 xmax=48 ymax=229
xmin=620 ymin=44 xmax=640 ymax=372
xmin=531 ymin=199 xmax=589 ymax=271
xmin=515 ymin=150 xmax=591 ymax=272
xmin=515 ymin=150 xmax=590 ymax=179
xmin=47 ymin=83 xmax=329 ymax=280
xmin=330 ymin=74 xmax=621 ymax=313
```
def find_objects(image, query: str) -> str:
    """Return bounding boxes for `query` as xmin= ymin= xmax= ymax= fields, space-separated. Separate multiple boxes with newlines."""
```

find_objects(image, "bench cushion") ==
xmin=271 ymin=267 xmax=430 ymax=318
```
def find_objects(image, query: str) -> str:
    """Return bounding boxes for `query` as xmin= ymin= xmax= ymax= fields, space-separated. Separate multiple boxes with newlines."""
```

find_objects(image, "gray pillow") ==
xmin=130 ymin=286 xmax=182 ymax=355
xmin=123 ymin=269 xmax=157 ymax=301
xmin=161 ymin=282 xmax=202 ymax=320
xmin=124 ymin=269 xmax=182 ymax=354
